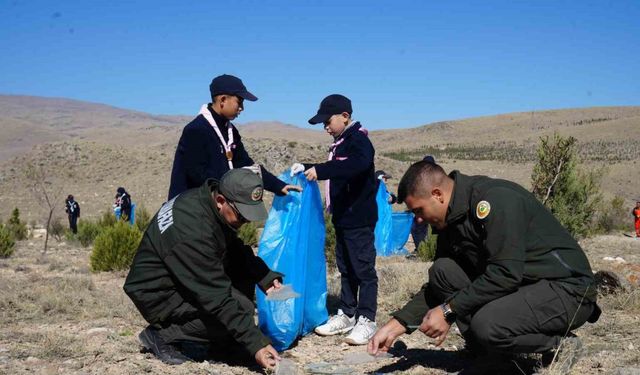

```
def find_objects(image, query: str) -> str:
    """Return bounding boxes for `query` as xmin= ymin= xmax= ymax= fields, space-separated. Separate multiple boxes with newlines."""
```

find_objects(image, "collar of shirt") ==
xmin=445 ymin=170 xmax=473 ymax=225
xmin=207 ymin=104 xmax=231 ymax=133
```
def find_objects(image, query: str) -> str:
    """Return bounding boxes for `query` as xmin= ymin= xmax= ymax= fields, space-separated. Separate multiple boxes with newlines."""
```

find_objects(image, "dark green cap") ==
xmin=219 ymin=168 xmax=268 ymax=222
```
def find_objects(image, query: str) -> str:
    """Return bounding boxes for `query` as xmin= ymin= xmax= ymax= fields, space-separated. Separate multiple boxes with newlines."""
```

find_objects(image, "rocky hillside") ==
xmin=1 ymin=95 xmax=638 ymax=223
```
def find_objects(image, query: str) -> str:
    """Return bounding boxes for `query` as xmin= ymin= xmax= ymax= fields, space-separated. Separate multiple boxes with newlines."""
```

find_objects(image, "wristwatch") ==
xmin=440 ymin=303 xmax=456 ymax=324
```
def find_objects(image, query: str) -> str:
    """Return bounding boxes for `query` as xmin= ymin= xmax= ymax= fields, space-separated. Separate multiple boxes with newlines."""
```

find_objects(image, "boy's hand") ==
xmin=304 ymin=167 xmax=318 ymax=181
xmin=290 ymin=163 xmax=305 ymax=176
xmin=255 ymin=344 xmax=281 ymax=370
xmin=281 ymin=185 xmax=302 ymax=195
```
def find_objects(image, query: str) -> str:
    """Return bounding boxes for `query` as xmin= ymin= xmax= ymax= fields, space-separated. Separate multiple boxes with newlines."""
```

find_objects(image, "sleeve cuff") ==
xmin=257 ymin=271 xmax=284 ymax=292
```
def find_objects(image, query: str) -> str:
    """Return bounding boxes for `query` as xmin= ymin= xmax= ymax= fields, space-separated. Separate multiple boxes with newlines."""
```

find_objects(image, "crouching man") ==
xmin=369 ymin=161 xmax=600 ymax=367
xmin=124 ymin=169 xmax=282 ymax=370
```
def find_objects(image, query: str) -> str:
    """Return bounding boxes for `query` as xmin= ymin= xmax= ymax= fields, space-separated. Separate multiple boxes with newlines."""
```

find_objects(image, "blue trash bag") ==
xmin=389 ymin=212 xmax=414 ymax=255
xmin=374 ymin=181 xmax=413 ymax=256
xmin=256 ymin=171 xmax=328 ymax=351
xmin=114 ymin=203 xmax=136 ymax=225
xmin=374 ymin=181 xmax=393 ymax=256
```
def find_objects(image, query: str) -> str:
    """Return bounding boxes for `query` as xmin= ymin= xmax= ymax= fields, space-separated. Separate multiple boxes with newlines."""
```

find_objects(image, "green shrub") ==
xmin=0 ymin=224 xmax=16 ymax=258
xmin=7 ymin=208 xmax=28 ymax=241
xmin=596 ymin=196 xmax=630 ymax=233
xmin=90 ymin=221 xmax=143 ymax=272
xmin=531 ymin=133 xmax=602 ymax=238
xmin=238 ymin=222 xmax=258 ymax=247
xmin=97 ymin=209 xmax=117 ymax=229
xmin=417 ymin=226 xmax=437 ymax=262
xmin=49 ymin=217 xmax=66 ymax=242
xmin=135 ymin=204 xmax=152 ymax=232
xmin=324 ymin=213 xmax=336 ymax=269
xmin=77 ymin=220 xmax=101 ymax=247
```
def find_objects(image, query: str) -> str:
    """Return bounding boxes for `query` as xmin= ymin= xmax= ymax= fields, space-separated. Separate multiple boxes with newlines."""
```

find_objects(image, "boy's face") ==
xmin=218 ymin=95 xmax=244 ymax=120
xmin=323 ymin=113 xmax=350 ymax=137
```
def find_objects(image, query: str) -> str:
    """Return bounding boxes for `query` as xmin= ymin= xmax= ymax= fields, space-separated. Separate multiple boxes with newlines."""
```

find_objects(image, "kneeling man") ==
xmin=124 ymin=169 xmax=282 ymax=370
xmin=369 ymin=160 xmax=600 ymax=362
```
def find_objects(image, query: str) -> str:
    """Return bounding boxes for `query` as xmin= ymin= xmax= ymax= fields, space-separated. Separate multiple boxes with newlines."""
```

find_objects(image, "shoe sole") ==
xmin=314 ymin=326 xmax=354 ymax=336
xmin=343 ymin=337 xmax=368 ymax=345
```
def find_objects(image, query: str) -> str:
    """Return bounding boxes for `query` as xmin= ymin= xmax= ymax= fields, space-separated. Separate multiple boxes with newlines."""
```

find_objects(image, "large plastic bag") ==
xmin=256 ymin=172 xmax=328 ymax=351
xmin=374 ymin=181 xmax=393 ymax=255
xmin=374 ymin=181 xmax=413 ymax=256
xmin=114 ymin=202 xmax=136 ymax=224
xmin=390 ymin=212 xmax=414 ymax=254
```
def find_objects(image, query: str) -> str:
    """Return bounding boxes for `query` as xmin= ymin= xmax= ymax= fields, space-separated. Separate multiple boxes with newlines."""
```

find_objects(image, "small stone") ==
xmin=628 ymin=342 xmax=635 ymax=350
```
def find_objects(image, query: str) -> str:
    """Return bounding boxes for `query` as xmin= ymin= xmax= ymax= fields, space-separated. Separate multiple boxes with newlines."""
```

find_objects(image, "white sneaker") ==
xmin=344 ymin=316 xmax=377 ymax=345
xmin=314 ymin=309 xmax=356 ymax=336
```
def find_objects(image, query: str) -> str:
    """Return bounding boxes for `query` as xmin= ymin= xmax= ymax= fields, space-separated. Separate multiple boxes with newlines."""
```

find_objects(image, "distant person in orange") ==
xmin=633 ymin=201 xmax=640 ymax=238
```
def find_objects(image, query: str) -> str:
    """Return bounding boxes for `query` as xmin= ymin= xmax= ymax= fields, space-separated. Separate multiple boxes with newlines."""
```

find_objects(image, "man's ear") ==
xmin=431 ymin=187 xmax=444 ymax=204
xmin=214 ymin=194 xmax=226 ymax=209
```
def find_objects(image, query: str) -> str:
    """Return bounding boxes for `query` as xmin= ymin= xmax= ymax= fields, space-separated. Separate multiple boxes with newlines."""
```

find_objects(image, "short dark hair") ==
xmin=398 ymin=161 xmax=447 ymax=203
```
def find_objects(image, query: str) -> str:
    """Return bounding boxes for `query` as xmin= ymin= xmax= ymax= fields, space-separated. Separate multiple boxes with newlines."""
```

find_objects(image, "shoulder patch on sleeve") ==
xmin=476 ymin=200 xmax=491 ymax=219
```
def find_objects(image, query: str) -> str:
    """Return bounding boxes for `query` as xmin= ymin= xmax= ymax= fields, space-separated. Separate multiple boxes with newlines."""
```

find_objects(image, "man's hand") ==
xmin=304 ymin=167 xmax=318 ymax=181
xmin=265 ymin=278 xmax=282 ymax=295
xmin=290 ymin=163 xmax=305 ymax=176
xmin=254 ymin=344 xmax=281 ymax=370
xmin=367 ymin=318 xmax=407 ymax=356
xmin=418 ymin=306 xmax=451 ymax=346
xmin=281 ymin=185 xmax=302 ymax=195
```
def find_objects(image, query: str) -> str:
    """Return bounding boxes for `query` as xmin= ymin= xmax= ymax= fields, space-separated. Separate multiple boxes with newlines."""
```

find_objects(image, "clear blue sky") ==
xmin=1 ymin=0 xmax=638 ymax=130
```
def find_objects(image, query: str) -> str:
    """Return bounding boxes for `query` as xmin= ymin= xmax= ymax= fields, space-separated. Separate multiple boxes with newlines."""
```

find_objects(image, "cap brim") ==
xmin=308 ymin=113 xmax=332 ymax=125
xmin=236 ymin=90 xmax=258 ymax=102
xmin=235 ymin=201 xmax=268 ymax=222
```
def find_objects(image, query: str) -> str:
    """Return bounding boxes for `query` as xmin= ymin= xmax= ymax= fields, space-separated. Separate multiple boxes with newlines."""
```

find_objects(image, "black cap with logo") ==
xmin=219 ymin=169 xmax=267 ymax=222
xmin=308 ymin=94 xmax=352 ymax=125
xmin=209 ymin=74 xmax=258 ymax=102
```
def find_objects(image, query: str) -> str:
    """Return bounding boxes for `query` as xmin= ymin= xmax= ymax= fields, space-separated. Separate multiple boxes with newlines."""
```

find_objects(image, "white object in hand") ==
xmin=290 ymin=163 xmax=305 ymax=176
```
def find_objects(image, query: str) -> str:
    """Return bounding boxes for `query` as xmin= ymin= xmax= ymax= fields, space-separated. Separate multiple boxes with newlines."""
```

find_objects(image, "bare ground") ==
xmin=1 ymin=234 xmax=639 ymax=375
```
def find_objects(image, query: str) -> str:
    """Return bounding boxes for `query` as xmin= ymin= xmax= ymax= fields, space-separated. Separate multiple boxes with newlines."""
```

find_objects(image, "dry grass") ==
xmin=1 ymin=228 xmax=640 ymax=374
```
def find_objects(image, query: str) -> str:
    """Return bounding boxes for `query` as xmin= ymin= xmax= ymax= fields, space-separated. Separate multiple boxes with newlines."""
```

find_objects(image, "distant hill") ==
xmin=0 ymin=95 xmax=638 ymax=224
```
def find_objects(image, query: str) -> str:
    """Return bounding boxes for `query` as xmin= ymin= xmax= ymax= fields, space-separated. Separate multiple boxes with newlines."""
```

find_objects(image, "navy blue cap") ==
xmin=308 ymin=94 xmax=352 ymax=125
xmin=209 ymin=74 xmax=258 ymax=102
xmin=423 ymin=155 xmax=436 ymax=164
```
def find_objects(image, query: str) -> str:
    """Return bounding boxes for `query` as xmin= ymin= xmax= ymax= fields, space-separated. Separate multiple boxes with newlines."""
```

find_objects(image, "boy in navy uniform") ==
xmin=168 ymin=74 xmax=300 ymax=200
xmin=291 ymin=94 xmax=378 ymax=345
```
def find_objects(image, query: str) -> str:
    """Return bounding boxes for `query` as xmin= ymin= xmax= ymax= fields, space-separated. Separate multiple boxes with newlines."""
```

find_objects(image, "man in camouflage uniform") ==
xmin=124 ymin=169 xmax=283 ymax=370
xmin=369 ymin=161 xmax=600 ymax=364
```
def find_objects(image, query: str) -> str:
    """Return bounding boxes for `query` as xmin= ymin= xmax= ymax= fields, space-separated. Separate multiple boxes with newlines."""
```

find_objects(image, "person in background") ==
xmin=633 ymin=201 xmax=640 ymax=238
xmin=64 ymin=194 xmax=80 ymax=234
xmin=167 ymin=74 xmax=300 ymax=200
xmin=375 ymin=170 xmax=397 ymax=204
xmin=115 ymin=187 xmax=132 ymax=221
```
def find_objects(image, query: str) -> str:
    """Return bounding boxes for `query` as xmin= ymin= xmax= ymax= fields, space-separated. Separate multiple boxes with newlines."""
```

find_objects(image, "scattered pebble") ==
xmin=603 ymin=256 xmax=627 ymax=263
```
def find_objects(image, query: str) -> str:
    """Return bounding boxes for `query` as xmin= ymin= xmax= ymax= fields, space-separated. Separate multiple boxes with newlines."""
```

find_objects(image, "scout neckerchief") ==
xmin=199 ymin=104 xmax=234 ymax=169
xmin=325 ymin=121 xmax=364 ymax=211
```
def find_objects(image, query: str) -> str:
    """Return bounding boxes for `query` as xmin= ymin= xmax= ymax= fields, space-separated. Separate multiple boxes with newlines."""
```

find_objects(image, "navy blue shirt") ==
xmin=168 ymin=106 xmax=286 ymax=200
xmin=305 ymin=122 xmax=378 ymax=228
